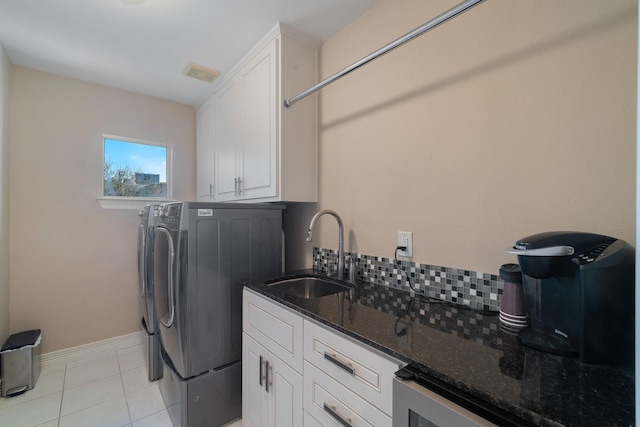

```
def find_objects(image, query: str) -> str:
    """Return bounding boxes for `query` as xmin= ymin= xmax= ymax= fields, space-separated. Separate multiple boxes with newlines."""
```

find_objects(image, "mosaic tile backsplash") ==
xmin=312 ymin=247 xmax=503 ymax=311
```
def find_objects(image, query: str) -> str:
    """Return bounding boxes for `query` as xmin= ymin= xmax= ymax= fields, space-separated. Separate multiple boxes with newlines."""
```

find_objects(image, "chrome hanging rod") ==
xmin=283 ymin=0 xmax=486 ymax=108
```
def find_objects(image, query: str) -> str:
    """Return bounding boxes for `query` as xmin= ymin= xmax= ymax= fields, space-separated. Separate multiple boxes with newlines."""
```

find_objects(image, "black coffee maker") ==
xmin=506 ymin=231 xmax=635 ymax=367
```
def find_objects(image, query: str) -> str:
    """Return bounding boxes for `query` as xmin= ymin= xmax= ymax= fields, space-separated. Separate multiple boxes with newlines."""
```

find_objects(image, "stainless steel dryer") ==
xmin=153 ymin=202 xmax=284 ymax=427
xmin=137 ymin=204 xmax=162 ymax=381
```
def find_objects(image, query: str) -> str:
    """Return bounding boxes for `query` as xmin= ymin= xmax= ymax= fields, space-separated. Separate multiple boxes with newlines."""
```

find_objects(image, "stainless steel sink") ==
xmin=267 ymin=276 xmax=350 ymax=299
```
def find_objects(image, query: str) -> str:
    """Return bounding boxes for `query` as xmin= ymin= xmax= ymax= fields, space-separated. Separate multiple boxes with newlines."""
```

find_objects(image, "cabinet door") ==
xmin=268 ymin=353 xmax=303 ymax=427
xmin=243 ymin=333 xmax=268 ymax=427
xmin=239 ymin=39 xmax=277 ymax=200
xmin=196 ymin=98 xmax=214 ymax=200
xmin=214 ymin=77 xmax=241 ymax=201
xmin=243 ymin=333 xmax=303 ymax=427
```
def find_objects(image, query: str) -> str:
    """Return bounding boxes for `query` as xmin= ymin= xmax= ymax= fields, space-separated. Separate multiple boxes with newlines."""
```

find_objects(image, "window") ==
xmin=98 ymin=134 xmax=172 ymax=210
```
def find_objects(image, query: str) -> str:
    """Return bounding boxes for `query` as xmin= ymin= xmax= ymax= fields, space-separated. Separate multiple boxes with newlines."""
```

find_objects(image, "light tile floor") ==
xmin=0 ymin=343 xmax=243 ymax=427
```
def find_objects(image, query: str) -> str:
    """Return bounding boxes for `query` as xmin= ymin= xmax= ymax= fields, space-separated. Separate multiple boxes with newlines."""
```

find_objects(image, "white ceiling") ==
xmin=0 ymin=0 xmax=381 ymax=107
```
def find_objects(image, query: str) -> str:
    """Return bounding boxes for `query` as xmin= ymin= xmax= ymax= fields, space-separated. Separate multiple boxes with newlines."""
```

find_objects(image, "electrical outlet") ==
xmin=397 ymin=231 xmax=413 ymax=257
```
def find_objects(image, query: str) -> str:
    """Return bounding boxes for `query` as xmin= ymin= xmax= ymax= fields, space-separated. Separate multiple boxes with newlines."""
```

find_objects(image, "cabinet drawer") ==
xmin=304 ymin=320 xmax=402 ymax=416
xmin=304 ymin=361 xmax=392 ymax=427
xmin=243 ymin=289 xmax=304 ymax=373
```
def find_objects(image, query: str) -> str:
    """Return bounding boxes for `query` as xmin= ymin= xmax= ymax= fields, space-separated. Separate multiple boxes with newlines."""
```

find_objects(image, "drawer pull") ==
xmin=324 ymin=352 xmax=355 ymax=375
xmin=323 ymin=403 xmax=354 ymax=427
xmin=259 ymin=355 xmax=264 ymax=387
xmin=265 ymin=360 xmax=271 ymax=393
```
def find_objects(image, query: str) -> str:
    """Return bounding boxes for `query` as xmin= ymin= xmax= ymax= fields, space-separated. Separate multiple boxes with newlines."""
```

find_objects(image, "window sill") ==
xmin=96 ymin=196 xmax=173 ymax=211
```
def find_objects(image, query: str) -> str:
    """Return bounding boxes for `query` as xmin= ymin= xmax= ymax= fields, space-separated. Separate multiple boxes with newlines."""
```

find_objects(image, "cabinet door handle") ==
xmin=265 ymin=360 xmax=271 ymax=393
xmin=324 ymin=352 xmax=355 ymax=376
xmin=234 ymin=177 xmax=238 ymax=196
xmin=323 ymin=403 xmax=354 ymax=427
xmin=237 ymin=178 xmax=243 ymax=195
xmin=259 ymin=355 xmax=264 ymax=387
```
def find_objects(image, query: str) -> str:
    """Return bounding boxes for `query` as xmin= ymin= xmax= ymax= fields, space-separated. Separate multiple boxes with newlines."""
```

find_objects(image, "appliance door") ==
xmin=393 ymin=378 xmax=497 ymax=427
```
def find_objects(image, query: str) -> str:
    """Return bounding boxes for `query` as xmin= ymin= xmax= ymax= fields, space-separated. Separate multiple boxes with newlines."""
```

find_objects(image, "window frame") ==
xmin=97 ymin=133 xmax=174 ymax=210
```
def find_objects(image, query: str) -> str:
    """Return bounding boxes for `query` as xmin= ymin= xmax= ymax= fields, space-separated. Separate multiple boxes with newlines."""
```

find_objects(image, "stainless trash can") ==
xmin=1 ymin=329 xmax=41 ymax=397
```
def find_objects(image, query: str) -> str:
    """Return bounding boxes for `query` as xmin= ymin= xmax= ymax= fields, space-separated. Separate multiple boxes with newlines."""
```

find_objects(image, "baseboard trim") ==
xmin=41 ymin=330 xmax=146 ymax=367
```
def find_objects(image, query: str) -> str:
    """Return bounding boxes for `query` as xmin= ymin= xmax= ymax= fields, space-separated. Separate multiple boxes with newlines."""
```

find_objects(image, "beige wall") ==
xmin=285 ymin=0 xmax=637 ymax=274
xmin=9 ymin=67 xmax=195 ymax=353
xmin=0 ymin=43 xmax=10 ymax=346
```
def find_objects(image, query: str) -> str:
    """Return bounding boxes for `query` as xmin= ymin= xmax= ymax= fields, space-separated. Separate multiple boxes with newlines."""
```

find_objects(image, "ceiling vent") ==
xmin=183 ymin=62 xmax=220 ymax=83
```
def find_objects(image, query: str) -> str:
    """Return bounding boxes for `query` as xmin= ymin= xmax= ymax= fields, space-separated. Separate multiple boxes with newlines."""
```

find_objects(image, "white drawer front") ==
xmin=304 ymin=361 xmax=392 ymax=427
xmin=243 ymin=289 xmax=304 ymax=373
xmin=304 ymin=320 xmax=402 ymax=415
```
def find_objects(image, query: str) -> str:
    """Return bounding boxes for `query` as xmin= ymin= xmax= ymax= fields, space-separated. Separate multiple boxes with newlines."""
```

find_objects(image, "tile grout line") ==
xmin=56 ymin=362 xmax=67 ymax=427
xmin=116 ymin=348 xmax=135 ymax=426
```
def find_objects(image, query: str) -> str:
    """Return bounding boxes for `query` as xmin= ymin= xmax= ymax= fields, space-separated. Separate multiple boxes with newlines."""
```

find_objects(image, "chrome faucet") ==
xmin=306 ymin=209 xmax=344 ymax=280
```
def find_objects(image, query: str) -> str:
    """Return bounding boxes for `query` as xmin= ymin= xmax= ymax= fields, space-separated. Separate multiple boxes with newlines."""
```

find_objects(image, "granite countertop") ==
xmin=245 ymin=269 xmax=635 ymax=427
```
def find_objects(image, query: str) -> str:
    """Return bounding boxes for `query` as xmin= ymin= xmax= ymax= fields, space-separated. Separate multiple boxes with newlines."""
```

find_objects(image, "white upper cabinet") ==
xmin=201 ymin=23 xmax=318 ymax=203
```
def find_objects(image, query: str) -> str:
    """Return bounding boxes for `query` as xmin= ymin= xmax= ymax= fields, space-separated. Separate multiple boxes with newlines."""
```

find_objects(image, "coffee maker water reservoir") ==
xmin=506 ymin=231 xmax=634 ymax=367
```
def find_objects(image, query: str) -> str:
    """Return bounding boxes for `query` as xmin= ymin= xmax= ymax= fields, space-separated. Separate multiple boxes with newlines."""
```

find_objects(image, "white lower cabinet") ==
xmin=243 ymin=289 xmax=304 ymax=427
xmin=242 ymin=288 xmax=403 ymax=427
